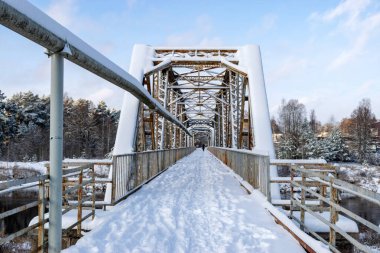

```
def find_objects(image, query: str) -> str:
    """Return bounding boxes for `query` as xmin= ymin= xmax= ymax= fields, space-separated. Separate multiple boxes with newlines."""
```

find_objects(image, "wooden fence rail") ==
xmin=288 ymin=165 xmax=380 ymax=253
xmin=0 ymin=163 xmax=96 ymax=253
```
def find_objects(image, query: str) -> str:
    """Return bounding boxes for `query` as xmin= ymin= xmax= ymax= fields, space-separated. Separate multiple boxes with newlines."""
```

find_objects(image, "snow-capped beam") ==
xmin=145 ymin=58 xmax=172 ymax=76
xmin=220 ymin=58 xmax=248 ymax=77
xmin=0 ymin=0 xmax=190 ymax=136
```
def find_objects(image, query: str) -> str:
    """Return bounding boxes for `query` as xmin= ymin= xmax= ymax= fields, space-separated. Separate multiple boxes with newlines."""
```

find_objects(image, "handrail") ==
xmin=207 ymin=147 xmax=271 ymax=199
xmin=0 ymin=163 xmax=96 ymax=252
xmin=0 ymin=0 xmax=190 ymax=136
xmin=288 ymin=165 xmax=379 ymax=253
xmin=113 ymin=147 xmax=194 ymax=157
xmin=111 ymin=147 xmax=196 ymax=203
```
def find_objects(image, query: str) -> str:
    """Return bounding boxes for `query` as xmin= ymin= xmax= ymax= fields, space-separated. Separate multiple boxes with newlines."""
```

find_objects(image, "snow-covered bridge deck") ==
xmin=64 ymin=149 xmax=307 ymax=253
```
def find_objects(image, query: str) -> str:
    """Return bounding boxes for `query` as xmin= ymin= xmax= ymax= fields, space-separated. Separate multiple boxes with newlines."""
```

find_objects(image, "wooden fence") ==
xmin=0 ymin=163 xmax=96 ymax=252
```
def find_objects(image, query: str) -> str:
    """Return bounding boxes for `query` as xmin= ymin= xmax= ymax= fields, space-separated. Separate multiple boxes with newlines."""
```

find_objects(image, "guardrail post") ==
xmin=38 ymin=179 xmax=46 ymax=253
xmin=48 ymin=52 xmax=64 ymax=253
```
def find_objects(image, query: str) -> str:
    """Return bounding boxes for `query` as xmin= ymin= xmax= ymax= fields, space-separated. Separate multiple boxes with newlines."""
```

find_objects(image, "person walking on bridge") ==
xmin=202 ymin=144 xmax=205 ymax=151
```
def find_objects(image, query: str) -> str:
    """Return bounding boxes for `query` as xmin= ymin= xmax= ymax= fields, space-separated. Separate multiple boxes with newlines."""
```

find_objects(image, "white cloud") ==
xmin=311 ymin=0 xmax=380 ymax=70
xmin=44 ymin=0 xmax=101 ymax=35
xmin=261 ymin=14 xmax=277 ymax=31
xmin=321 ymin=0 xmax=370 ymax=26
xmin=267 ymin=57 xmax=308 ymax=85
xmin=46 ymin=0 xmax=77 ymax=27
xmin=126 ymin=0 xmax=137 ymax=9
xmin=87 ymin=87 xmax=116 ymax=104
xmin=165 ymin=15 xmax=223 ymax=47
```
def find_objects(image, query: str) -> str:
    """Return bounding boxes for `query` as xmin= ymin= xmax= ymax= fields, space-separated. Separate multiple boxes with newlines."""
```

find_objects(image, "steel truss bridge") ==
xmin=135 ymin=47 xmax=254 ymax=151
xmin=114 ymin=44 xmax=275 ymax=157
xmin=1 ymin=1 xmax=379 ymax=253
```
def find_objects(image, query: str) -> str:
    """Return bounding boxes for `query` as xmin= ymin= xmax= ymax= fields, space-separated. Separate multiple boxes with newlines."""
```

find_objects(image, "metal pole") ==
xmin=48 ymin=53 xmax=64 ymax=253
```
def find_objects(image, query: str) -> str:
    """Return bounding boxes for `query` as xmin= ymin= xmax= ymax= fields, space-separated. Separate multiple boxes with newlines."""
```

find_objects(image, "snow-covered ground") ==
xmin=0 ymin=159 xmax=111 ymax=179
xmin=335 ymin=163 xmax=380 ymax=194
xmin=0 ymin=161 xmax=47 ymax=176
xmin=63 ymin=149 xmax=312 ymax=253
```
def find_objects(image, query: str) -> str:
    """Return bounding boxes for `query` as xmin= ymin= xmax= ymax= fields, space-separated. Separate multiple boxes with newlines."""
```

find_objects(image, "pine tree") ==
xmin=321 ymin=128 xmax=349 ymax=162
xmin=299 ymin=121 xmax=319 ymax=158
xmin=278 ymin=136 xmax=298 ymax=159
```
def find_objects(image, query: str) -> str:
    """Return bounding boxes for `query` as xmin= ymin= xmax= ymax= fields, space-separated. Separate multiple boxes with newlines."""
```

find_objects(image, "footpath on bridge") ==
xmin=64 ymin=149 xmax=306 ymax=253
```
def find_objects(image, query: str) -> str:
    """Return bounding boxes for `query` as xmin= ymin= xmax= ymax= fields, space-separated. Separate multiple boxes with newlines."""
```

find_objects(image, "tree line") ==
xmin=273 ymin=98 xmax=378 ymax=164
xmin=0 ymin=90 xmax=119 ymax=162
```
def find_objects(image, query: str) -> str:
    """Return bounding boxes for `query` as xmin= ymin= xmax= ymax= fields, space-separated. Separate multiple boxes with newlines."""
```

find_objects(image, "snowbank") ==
xmin=336 ymin=163 xmax=380 ymax=193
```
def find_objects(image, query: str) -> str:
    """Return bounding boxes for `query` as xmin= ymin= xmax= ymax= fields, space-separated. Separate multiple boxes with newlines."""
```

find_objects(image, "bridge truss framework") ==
xmin=124 ymin=47 xmax=274 ymax=154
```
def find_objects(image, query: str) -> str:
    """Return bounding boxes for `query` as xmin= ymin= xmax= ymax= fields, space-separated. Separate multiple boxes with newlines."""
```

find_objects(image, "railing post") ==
xmin=111 ymin=157 xmax=116 ymax=204
xmin=38 ymin=179 xmax=46 ymax=253
xmin=48 ymin=52 xmax=64 ymax=253
xmin=290 ymin=165 xmax=294 ymax=219
xmin=91 ymin=164 xmax=95 ymax=220
xmin=329 ymin=176 xmax=337 ymax=247
xmin=77 ymin=169 xmax=83 ymax=236
xmin=265 ymin=156 xmax=271 ymax=202
xmin=300 ymin=170 xmax=306 ymax=231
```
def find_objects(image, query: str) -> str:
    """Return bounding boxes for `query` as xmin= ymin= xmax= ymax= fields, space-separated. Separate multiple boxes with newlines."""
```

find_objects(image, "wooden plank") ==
xmin=62 ymin=179 xmax=92 ymax=195
xmin=291 ymin=215 xmax=340 ymax=253
xmin=62 ymin=211 xmax=94 ymax=235
xmin=0 ymin=217 xmax=49 ymax=245
xmin=292 ymin=181 xmax=380 ymax=233
xmin=0 ymin=200 xmax=40 ymax=219
xmin=293 ymin=199 xmax=371 ymax=253
xmin=0 ymin=175 xmax=48 ymax=190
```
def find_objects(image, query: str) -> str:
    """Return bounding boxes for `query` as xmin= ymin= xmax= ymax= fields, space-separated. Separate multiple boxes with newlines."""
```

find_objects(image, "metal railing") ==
xmin=0 ymin=163 xmax=96 ymax=252
xmin=111 ymin=147 xmax=195 ymax=203
xmin=271 ymin=163 xmax=380 ymax=252
xmin=207 ymin=147 xmax=271 ymax=198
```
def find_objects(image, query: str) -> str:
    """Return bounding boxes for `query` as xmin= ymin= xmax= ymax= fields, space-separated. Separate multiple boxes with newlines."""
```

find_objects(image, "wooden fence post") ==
xmin=300 ymin=170 xmax=306 ymax=231
xmin=91 ymin=164 xmax=95 ymax=220
xmin=77 ymin=169 xmax=83 ymax=236
xmin=38 ymin=179 xmax=46 ymax=253
xmin=329 ymin=176 xmax=338 ymax=247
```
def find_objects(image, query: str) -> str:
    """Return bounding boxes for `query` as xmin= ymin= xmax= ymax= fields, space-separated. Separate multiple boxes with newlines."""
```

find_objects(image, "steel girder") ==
xmin=135 ymin=48 xmax=252 ymax=151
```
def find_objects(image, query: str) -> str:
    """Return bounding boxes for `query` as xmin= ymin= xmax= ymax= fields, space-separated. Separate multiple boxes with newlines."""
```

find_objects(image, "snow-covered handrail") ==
xmin=0 ymin=0 xmax=190 ymax=135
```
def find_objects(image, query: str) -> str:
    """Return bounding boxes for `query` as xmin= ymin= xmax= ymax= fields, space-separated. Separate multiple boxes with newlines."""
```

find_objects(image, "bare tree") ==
xmin=271 ymin=116 xmax=281 ymax=134
xmin=309 ymin=109 xmax=321 ymax=133
xmin=351 ymin=98 xmax=376 ymax=162
xmin=278 ymin=99 xmax=306 ymax=139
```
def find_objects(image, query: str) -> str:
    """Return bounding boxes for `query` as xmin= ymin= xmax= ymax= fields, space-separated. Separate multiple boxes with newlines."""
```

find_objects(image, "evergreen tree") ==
xmin=299 ymin=121 xmax=319 ymax=158
xmin=0 ymin=90 xmax=119 ymax=161
xmin=321 ymin=128 xmax=349 ymax=162
xmin=278 ymin=136 xmax=298 ymax=159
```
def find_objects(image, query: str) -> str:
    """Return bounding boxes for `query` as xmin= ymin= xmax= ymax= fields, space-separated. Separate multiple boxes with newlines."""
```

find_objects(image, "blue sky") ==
xmin=1 ymin=0 xmax=379 ymax=123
